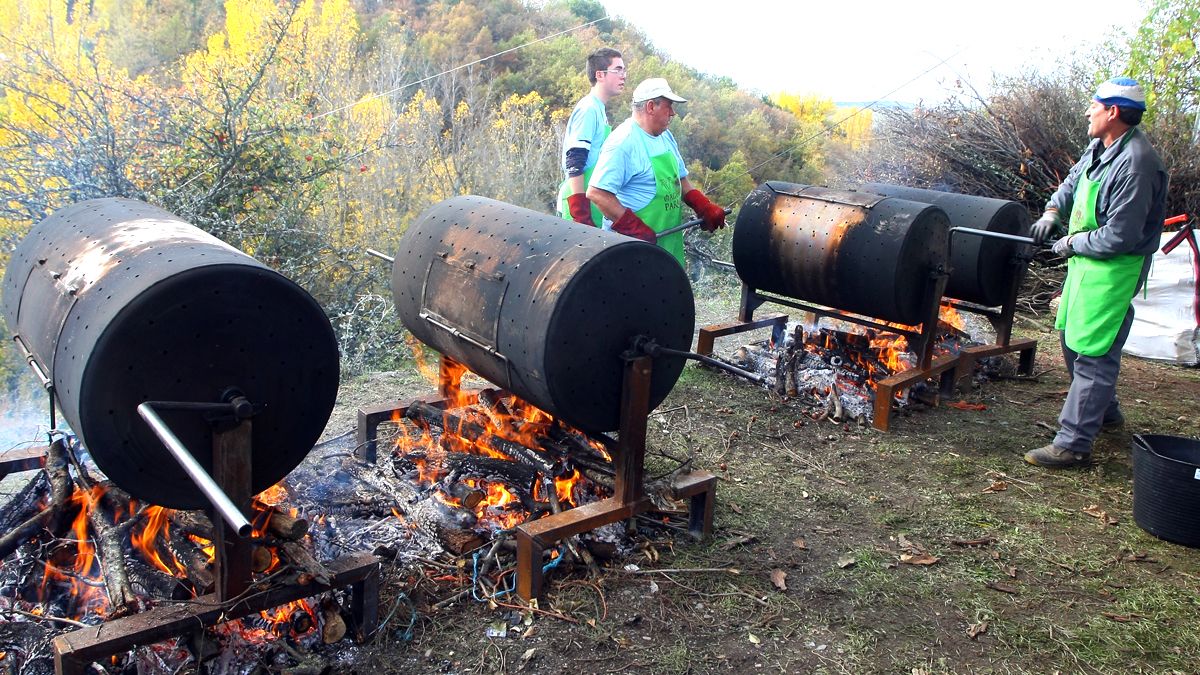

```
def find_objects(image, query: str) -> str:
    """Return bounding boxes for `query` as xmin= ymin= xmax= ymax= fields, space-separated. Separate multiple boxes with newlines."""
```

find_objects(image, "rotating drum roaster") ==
xmin=390 ymin=195 xmax=696 ymax=433
xmin=1 ymin=198 xmax=340 ymax=510
xmin=861 ymin=183 xmax=1031 ymax=308
xmin=731 ymin=181 xmax=950 ymax=327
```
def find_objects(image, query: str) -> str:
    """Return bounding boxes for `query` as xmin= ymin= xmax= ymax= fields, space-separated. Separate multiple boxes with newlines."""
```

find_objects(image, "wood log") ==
xmin=406 ymin=401 xmax=560 ymax=477
xmin=278 ymin=540 xmax=331 ymax=586
xmin=74 ymin=475 xmax=139 ymax=616
xmin=321 ymin=597 xmax=347 ymax=644
xmin=167 ymin=525 xmax=214 ymax=595
xmin=267 ymin=510 xmax=309 ymax=541
xmin=0 ymin=438 xmax=71 ymax=560
xmin=252 ymin=545 xmax=274 ymax=573
xmin=167 ymin=509 xmax=216 ymax=541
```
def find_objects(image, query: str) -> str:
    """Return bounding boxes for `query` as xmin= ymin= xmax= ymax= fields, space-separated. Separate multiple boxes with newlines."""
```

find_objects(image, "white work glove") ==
xmin=1031 ymin=212 xmax=1060 ymax=245
xmin=1051 ymin=235 xmax=1075 ymax=258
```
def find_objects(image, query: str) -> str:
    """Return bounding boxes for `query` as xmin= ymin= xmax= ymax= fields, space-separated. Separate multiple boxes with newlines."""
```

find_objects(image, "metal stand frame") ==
xmin=355 ymin=354 xmax=717 ymax=602
xmin=514 ymin=352 xmax=714 ymax=600
xmin=52 ymin=414 xmax=380 ymax=674
xmin=944 ymin=250 xmax=1037 ymax=390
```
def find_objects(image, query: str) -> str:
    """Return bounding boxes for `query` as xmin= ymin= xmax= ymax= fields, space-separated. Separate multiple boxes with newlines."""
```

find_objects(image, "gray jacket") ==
xmin=1046 ymin=127 xmax=1168 ymax=261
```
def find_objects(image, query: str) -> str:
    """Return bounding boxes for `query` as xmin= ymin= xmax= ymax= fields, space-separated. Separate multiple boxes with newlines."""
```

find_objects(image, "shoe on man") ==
xmin=1101 ymin=411 xmax=1125 ymax=432
xmin=1024 ymin=444 xmax=1091 ymax=468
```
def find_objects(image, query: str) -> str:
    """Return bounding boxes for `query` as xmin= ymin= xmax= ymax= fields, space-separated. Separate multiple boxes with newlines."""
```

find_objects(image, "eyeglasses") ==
xmin=603 ymin=67 xmax=627 ymax=75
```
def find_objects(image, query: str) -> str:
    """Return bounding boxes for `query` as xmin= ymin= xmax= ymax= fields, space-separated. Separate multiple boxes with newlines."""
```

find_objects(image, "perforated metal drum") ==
xmin=862 ymin=183 xmax=1031 ymax=306
xmin=732 ymin=182 xmax=950 ymax=325
xmin=1 ymin=198 xmax=339 ymax=509
xmin=390 ymin=195 xmax=695 ymax=433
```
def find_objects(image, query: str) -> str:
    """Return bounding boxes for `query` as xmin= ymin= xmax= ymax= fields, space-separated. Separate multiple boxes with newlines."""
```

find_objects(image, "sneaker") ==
xmin=1024 ymin=444 xmax=1091 ymax=468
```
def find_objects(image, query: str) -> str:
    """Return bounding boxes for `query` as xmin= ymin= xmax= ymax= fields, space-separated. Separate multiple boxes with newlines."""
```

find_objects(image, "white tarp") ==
xmin=1125 ymin=231 xmax=1200 ymax=364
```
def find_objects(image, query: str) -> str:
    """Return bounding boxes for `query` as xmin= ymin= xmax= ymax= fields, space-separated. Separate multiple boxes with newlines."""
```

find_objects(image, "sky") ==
xmin=599 ymin=0 xmax=1152 ymax=104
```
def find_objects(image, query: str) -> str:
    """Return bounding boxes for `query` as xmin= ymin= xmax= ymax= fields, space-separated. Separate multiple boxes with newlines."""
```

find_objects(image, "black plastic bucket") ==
xmin=1132 ymin=434 xmax=1200 ymax=547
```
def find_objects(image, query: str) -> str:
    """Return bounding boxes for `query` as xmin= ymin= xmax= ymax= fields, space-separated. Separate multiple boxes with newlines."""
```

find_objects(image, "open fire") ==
xmin=725 ymin=304 xmax=999 ymax=424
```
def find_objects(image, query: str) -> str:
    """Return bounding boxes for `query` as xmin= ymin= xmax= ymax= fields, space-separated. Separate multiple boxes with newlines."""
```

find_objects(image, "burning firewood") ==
xmin=0 ymin=438 xmax=70 ymax=560
xmin=267 ymin=510 xmax=310 ymax=541
xmin=406 ymin=402 xmax=560 ymax=477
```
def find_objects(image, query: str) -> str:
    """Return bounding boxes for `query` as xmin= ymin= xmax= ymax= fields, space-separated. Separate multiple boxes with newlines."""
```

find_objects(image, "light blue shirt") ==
xmin=560 ymin=94 xmax=608 ymax=175
xmin=589 ymin=118 xmax=688 ymax=213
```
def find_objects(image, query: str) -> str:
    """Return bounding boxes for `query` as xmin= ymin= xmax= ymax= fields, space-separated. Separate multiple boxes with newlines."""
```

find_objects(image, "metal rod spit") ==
xmin=136 ymin=403 xmax=253 ymax=537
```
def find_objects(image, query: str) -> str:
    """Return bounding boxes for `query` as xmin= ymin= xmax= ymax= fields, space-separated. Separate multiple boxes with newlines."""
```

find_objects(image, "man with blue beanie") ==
xmin=1025 ymin=77 xmax=1168 ymax=468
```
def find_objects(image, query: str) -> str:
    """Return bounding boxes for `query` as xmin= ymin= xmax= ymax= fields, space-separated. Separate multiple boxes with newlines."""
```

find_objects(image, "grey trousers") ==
xmin=1053 ymin=305 xmax=1135 ymax=454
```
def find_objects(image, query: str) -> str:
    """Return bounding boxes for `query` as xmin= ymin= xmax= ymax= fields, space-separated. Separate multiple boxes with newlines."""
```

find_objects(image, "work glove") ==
xmin=565 ymin=193 xmax=596 ymax=227
xmin=1030 ymin=211 xmax=1060 ymax=245
xmin=612 ymin=209 xmax=656 ymax=243
xmin=1051 ymin=235 xmax=1075 ymax=258
xmin=683 ymin=189 xmax=727 ymax=232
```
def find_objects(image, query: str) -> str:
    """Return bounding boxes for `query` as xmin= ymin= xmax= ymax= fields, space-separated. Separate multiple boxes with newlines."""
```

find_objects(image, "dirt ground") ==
xmin=324 ymin=283 xmax=1200 ymax=675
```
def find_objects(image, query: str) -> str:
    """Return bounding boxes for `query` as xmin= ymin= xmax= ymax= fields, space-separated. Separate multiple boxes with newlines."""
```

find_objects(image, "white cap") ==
xmin=631 ymin=78 xmax=687 ymax=104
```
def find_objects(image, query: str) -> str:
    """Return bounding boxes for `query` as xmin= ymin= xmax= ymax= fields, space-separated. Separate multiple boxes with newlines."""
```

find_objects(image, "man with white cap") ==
xmin=586 ymin=77 xmax=726 ymax=266
xmin=1025 ymin=76 xmax=1168 ymax=468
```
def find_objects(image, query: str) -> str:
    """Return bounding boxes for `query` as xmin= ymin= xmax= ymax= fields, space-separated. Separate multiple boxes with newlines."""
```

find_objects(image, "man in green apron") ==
xmin=557 ymin=48 xmax=625 ymax=228
xmin=1025 ymin=77 xmax=1168 ymax=468
xmin=586 ymin=78 xmax=727 ymax=267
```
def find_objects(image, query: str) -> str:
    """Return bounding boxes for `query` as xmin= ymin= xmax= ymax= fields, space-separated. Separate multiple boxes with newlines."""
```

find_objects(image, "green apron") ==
xmin=557 ymin=125 xmax=610 ymax=227
xmin=634 ymin=151 xmax=685 ymax=266
xmin=1054 ymin=131 xmax=1145 ymax=356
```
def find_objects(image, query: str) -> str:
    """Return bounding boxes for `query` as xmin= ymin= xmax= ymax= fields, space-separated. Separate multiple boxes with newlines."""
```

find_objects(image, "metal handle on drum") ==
xmin=633 ymin=338 xmax=767 ymax=385
xmin=419 ymin=310 xmax=516 ymax=391
xmin=656 ymin=208 xmax=734 ymax=240
xmin=136 ymin=402 xmax=254 ymax=537
xmin=950 ymin=226 xmax=1036 ymax=246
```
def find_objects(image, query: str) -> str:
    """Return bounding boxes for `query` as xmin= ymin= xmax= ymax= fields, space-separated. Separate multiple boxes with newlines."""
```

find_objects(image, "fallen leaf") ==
xmin=986 ymin=580 xmax=1018 ymax=594
xmin=770 ymin=568 xmax=788 ymax=591
xmin=948 ymin=400 xmax=987 ymax=411
xmin=1102 ymin=612 xmax=1140 ymax=622
xmin=899 ymin=553 xmax=940 ymax=566
xmin=982 ymin=480 xmax=1009 ymax=494
xmin=720 ymin=534 xmax=757 ymax=551
xmin=813 ymin=526 xmax=840 ymax=535
xmin=836 ymin=555 xmax=857 ymax=569
xmin=748 ymin=633 xmax=761 ymax=645
xmin=793 ymin=537 xmax=808 ymax=550
xmin=1081 ymin=504 xmax=1119 ymax=526
xmin=1006 ymin=566 xmax=1018 ymax=578
xmin=729 ymin=502 xmax=744 ymax=514
xmin=967 ymin=621 xmax=989 ymax=639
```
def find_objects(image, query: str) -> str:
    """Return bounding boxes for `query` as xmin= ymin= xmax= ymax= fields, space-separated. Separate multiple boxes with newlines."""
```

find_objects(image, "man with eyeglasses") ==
xmin=587 ymin=78 xmax=726 ymax=267
xmin=558 ymin=48 xmax=626 ymax=228
xmin=1024 ymin=76 xmax=1167 ymax=468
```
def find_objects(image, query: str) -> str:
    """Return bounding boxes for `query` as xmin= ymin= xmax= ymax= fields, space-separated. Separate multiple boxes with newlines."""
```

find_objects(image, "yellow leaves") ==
xmin=772 ymin=91 xmax=837 ymax=124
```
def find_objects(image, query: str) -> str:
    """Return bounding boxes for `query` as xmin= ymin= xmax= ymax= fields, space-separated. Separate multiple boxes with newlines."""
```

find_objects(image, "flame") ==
xmin=188 ymin=534 xmax=216 ymax=562
xmin=38 ymin=485 xmax=111 ymax=617
xmin=939 ymin=303 xmax=965 ymax=331
xmin=255 ymin=484 xmax=289 ymax=507
xmin=554 ymin=470 xmax=581 ymax=507
xmin=130 ymin=506 xmax=187 ymax=577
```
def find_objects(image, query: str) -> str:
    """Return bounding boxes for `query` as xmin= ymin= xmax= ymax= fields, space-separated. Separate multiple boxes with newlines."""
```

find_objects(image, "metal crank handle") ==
xmin=366 ymin=248 xmax=395 ymax=264
xmin=950 ymin=226 xmax=1036 ymax=246
xmin=656 ymin=207 xmax=734 ymax=239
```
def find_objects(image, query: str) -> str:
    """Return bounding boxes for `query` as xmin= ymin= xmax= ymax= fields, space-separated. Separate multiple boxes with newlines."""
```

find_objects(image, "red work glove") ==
xmin=612 ymin=209 xmax=656 ymax=243
xmin=566 ymin=193 xmax=596 ymax=227
xmin=683 ymin=189 xmax=726 ymax=232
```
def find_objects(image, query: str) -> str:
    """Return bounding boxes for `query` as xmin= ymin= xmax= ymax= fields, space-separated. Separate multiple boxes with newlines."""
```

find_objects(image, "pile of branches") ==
xmin=852 ymin=71 xmax=1093 ymax=215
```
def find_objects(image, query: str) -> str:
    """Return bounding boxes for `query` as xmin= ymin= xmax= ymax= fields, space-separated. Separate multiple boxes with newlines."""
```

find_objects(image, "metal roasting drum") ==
xmin=390 ymin=195 xmax=695 ymax=433
xmin=1 ymin=198 xmax=340 ymax=509
xmin=731 ymin=182 xmax=950 ymax=325
xmin=862 ymin=183 xmax=1031 ymax=307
